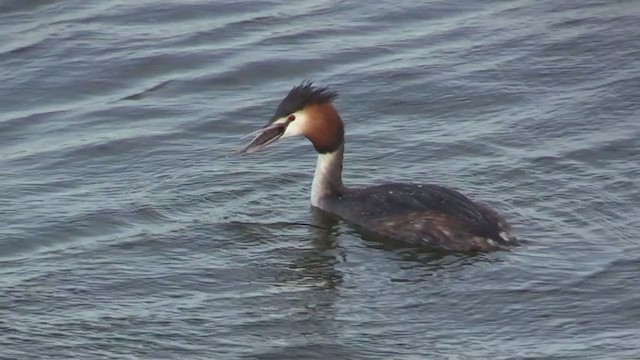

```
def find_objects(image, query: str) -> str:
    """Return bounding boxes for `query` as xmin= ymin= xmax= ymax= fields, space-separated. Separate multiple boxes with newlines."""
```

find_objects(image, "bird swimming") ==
xmin=238 ymin=81 xmax=517 ymax=252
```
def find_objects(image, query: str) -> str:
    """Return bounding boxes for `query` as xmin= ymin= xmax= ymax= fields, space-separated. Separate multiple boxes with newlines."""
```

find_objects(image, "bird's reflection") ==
xmin=283 ymin=207 xmax=344 ymax=290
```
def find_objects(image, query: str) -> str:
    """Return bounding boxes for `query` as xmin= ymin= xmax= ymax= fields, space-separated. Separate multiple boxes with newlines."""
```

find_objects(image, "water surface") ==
xmin=2 ymin=0 xmax=640 ymax=359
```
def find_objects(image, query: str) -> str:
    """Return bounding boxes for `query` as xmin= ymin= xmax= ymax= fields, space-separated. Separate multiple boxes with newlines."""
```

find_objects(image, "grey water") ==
xmin=1 ymin=0 xmax=640 ymax=359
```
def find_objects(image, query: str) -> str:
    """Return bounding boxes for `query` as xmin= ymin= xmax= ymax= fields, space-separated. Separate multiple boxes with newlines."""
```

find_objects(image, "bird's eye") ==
xmin=287 ymin=114 xmax=296 ymax=122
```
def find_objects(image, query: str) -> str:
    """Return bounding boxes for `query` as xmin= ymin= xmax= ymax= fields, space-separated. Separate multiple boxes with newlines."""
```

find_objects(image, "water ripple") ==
xmin=2 ymin=0 xmax=640 ymax=358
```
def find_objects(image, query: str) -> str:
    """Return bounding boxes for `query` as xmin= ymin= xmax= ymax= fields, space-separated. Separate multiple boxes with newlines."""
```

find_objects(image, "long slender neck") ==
xmin=311 ymin=145 xmax=345 ymax=207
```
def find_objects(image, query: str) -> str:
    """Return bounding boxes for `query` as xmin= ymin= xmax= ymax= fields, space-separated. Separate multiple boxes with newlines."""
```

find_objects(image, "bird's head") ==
xmin=238 ymin=81 xmax=344 ymax=155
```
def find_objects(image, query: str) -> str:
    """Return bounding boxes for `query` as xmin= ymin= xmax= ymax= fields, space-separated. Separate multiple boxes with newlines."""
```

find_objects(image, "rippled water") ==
xmin=2 ymin=0 xmax=640 ymax=359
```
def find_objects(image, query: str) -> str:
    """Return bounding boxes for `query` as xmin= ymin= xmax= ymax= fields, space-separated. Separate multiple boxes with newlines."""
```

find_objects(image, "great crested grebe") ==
xmin=238 ymin=81 xmax=517 ymax=252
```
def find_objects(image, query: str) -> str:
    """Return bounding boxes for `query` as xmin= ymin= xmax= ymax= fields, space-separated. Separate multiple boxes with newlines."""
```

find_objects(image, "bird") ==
xmin=237 ymin=80 xmax=517 ymax=252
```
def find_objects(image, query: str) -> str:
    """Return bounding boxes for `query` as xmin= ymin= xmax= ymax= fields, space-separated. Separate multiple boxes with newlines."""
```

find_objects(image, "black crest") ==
xmin=270 ymin=80 xmax=338 ymax=121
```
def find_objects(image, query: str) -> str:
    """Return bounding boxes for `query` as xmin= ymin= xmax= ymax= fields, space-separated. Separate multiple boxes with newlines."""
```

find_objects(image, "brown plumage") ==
xmin=367 ymin=210 xmax=507 ymax=252
xmin=302 ymin=103 xmax=345 ymax=154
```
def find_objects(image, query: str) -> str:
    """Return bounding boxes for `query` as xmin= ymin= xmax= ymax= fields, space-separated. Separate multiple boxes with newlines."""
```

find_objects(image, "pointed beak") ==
xmin=236 ymin=122 xmax=287 ymax=155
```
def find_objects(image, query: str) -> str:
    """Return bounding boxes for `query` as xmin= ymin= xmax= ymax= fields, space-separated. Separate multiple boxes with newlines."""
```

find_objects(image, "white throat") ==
xmin=310 ymin=145 xmax=345 ymax=207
